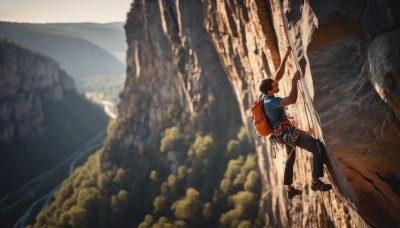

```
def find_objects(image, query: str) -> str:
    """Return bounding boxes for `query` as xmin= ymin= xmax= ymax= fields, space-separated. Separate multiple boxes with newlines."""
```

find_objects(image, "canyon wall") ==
xmin=0 ymin=39 xmax=75 ymax=142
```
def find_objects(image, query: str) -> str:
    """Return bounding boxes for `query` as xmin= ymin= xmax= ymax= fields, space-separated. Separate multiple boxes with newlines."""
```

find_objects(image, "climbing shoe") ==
xmin=287 ymin=188 xmax=302 ymax=199
xmin=311 ymin=180 xmax=332 ymax=192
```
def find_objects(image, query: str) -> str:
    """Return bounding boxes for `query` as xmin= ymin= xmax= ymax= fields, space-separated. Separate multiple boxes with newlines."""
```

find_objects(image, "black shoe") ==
xmin=311 ymin=180 xmax=332 ymax=191
xmin=287 ymin=188 xmax=302 ymax=199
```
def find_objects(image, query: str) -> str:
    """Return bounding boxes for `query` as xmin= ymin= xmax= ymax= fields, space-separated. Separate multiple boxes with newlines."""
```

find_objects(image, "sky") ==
xmin=0 ymin=0 xmax=132 ymax=23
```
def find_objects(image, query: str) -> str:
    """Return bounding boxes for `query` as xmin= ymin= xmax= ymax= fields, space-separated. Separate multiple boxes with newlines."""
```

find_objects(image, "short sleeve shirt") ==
xmin=262 ymin=95 xmax=288 ymax=129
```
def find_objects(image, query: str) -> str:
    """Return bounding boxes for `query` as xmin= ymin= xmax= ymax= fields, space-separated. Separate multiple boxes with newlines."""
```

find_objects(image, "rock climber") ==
xmin=258 ymin=47 xmax=332 ymax=199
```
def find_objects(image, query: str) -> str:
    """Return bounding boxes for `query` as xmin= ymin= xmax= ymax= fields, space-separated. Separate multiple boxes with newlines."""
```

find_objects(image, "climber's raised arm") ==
xmin=280 ymin=70 xmax=300 ymax=107
xmin=275 ymin=47 xmax=292 ymax=82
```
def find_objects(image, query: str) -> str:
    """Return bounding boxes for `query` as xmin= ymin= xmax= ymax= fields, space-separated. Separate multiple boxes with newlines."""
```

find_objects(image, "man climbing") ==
xmin=258 ymin=47 xmax=332 ymax=199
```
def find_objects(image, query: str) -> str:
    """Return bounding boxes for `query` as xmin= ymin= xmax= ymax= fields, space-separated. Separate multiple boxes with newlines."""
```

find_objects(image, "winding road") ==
xmin=0 ymin=96 xmax=118 ymax=227
xmin=0 ymin=130 xmax=107 ymax=228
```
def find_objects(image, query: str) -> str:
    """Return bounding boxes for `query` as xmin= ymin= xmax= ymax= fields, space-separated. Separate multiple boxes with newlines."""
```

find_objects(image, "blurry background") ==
xmin=0 ymin=0 xmax=131 ymax=226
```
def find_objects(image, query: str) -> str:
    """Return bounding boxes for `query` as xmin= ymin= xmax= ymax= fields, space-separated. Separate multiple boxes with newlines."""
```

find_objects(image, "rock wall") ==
xmin=203 ymin=0 xmax=329 ymax=226
xmin=309 ymin=11 xmax=400 ymax=228
xmin=97 ymin=0 xmax=400 ymax=227
xmin=202 ymin=0 xmax=400 ymax=227
xmin=0 ymin=39 xmax=75 ymax=142
xmin=102 ymin=0 xmax=234 ymax=167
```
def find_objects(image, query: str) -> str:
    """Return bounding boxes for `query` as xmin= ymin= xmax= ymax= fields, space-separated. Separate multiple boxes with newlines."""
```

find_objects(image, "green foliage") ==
xmin=153 ymin=216 xmax=174 ymax=228
xmin=111 ymin=189 xmax=128 ymax=212
xmin=202 ymin=202 xmax=214 ymax=218
xmin=219 ymin=191 xmax=258 ymax=227
xmin=187 ymin=134 xmax=215 ymax=160
xmin=138 ymin=215 xmax=154 ymax=228
xmin=113 ymin=168 xmax=126 ymax=183
xmin=171 ymin=188 xmax=201 ymax=220
xmin=237 ymin=127 xmax=248 ymax=144
xmin=244 ymin=171 xmax=259 ymax=192
xmin=177 ymin=166 xmax=187 ymax=179
xmin=224 ymin=157 xmax=245 ymax=180
xmin=238 ymin=220 xmax=252 ymax=228
xmin=160 ymin=127 xmax=181 ymax=153
xmin=32 ymin=153 xmax=133 ymax=228
xmin=153 ymin=195 xmax=168 ymax=213
xmin=202 ymin=94 xmax=216 ymax=110
xmin=59 ymin=206 xmax=91 ymax=228
xmin=219 ymin=154 xmax=260 ymax=196
xmin=164 ymin=101 xmax=181 ymax=127
xmin=77 ymin=187 xmax=101 ymax=209
xmin=226 ymin=140 xmax=241 ymax=155
xmin=220 ymin=179 xmax=233 ymax=195
xmin=106 ymin=118 xmax=118 ymax=139
xmin=150 ymin=170 xmax=158 ymax=182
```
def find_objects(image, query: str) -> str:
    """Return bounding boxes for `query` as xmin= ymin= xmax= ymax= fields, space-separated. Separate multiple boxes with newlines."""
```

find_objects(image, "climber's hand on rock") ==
xmin=286 ymin=46 xmax=292 ymax=53
xmin=293 ymin=70 xmax=301 ymax=81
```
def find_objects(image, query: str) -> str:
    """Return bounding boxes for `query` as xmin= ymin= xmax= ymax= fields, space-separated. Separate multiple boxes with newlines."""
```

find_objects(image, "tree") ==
xmin=171 ymin=188 xmax=202 ymax=220
xmin=160 ymin=127 xmax=181 ymax=153
xmin=60 ymin=206 xmax=91 ymax=227
xmin=111 ymin=189 xmax=128 ymax=212
xmin=244 ymin=170 xmax=259 ymax=192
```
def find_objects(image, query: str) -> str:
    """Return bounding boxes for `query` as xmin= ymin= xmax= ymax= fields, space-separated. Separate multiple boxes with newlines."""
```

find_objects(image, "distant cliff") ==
xmin=0 ymin=38 xmax=108 ymax=225
xmin=31 ymin=0 xmax=400 ymax=228
xmin=0 ymin=38 xmax=74 ymax=141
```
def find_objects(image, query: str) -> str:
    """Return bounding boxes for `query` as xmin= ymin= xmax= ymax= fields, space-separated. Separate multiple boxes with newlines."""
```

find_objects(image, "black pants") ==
xmin=277 ymin=129 xmax=325 ymax=185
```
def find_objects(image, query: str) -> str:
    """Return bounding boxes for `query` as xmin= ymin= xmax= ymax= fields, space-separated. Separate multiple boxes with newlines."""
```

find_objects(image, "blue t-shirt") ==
xmin=261 ymin=95 xmax=288 ymax=130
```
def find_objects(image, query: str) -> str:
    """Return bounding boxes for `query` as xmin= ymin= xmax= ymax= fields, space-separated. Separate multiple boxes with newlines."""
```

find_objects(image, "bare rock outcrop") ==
xmin=0 ymin=39 xmax=75 ymax=141
xmin=368 ymin=29 xmax=400 ymax=118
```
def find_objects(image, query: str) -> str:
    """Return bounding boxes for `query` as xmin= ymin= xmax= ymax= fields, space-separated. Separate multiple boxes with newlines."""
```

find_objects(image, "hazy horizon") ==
xmin=0 ymin=0 xmax=132 ymax=23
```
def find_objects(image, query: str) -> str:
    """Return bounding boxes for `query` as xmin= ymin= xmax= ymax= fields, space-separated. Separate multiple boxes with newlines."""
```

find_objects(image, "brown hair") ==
xmin=259 ymin=79 xmax=273 ymax=94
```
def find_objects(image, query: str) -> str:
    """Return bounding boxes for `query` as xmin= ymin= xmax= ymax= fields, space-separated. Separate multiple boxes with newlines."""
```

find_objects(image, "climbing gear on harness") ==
xmin=251 ymin=98 xmax=273 ymax=137
xmin=311 ymin=179 xmax=332 ymax=192
xmin=269 ymin=134 xmax=281 ymax=158
xmin=274 ymin=119 xmax=299 ymax=147
xmin=287 ymin=188 xmax=302 ymax=199
xmin=282 ymin=127 xmax=299 ymax=147
xmin=269 ymin=118 xmax=303 ymax=158
xmin=273 ymin=119 xmax=292 ymax=137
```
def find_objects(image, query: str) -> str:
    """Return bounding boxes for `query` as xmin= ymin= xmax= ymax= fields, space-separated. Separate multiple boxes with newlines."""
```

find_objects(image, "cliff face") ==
xmin=0 ymin=39 xmax=75 ymax=142
xmin=202 ymin=0 xmax=400 ymax=227
xmin=102 ymin=0 xmax=235 ymax=165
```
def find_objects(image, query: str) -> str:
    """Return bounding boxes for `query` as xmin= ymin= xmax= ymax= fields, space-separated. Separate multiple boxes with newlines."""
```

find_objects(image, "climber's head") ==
xmin=259 ymin=78 xmax=279 ymax=95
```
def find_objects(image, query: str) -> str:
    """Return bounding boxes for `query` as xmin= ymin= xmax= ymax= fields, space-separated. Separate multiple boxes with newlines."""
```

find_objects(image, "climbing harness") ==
xmin=269 ymin=117 xmax=299 ymax=158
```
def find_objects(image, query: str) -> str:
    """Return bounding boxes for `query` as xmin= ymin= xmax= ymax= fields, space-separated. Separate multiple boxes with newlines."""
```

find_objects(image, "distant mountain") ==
xmin=0 ymin=38 xmax=109 ymax=226
xmin=0 ymin=22 xmax=126 ymax=79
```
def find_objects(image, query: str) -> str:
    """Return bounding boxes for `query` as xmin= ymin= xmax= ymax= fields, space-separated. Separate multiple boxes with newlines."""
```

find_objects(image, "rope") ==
xmin=275 ymin=0 xmax=337 ymax=227
xmin=275 ymin=0 xmax=318 ymax=137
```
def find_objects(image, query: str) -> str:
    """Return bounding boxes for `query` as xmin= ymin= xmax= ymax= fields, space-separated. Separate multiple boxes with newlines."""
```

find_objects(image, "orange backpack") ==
xmin=251 ymin=99 xmax=273 ymax=136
